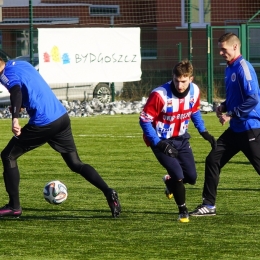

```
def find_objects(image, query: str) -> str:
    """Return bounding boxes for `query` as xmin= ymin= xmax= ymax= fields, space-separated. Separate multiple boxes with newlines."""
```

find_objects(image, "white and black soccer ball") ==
xmin=43 ymin=180 xmax=68 ymax=205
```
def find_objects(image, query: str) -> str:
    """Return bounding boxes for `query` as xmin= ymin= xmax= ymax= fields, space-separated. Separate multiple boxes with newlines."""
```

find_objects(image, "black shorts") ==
xmin=4 ymin=113 xmax=76 ymax=156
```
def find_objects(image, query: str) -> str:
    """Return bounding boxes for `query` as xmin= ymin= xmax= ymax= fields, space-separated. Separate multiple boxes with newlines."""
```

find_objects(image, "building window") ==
xmin=141 ymin=28 xmax=157 ymax=60
xmin=248 ymin=28 xmax=260 ymax=64
xmin=89 ymin=5 xmax=120 ymax=16
xmin=141 ymin=49 xmax=157 ymax=60
xmin=181 ymin=0 xmax=211 ymax=28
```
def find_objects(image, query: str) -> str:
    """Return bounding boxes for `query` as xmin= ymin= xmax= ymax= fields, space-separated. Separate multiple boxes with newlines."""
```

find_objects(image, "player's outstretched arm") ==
xmin=200 ymin=131 xmax=217 ymax=149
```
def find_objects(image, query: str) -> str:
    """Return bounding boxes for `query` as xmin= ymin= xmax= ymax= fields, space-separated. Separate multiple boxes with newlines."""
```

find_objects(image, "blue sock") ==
xmin=203 ymin=204 xmax=215 ymax=209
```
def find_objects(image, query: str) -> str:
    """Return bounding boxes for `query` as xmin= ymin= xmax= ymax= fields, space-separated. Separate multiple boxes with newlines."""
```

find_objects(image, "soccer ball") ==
xmin=43 ymin=180 xmax=68 ymax=205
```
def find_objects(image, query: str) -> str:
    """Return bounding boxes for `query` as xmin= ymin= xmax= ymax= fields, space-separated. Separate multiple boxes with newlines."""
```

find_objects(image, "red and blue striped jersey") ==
xmin=139 ymin=81 xmax=206 ymax=146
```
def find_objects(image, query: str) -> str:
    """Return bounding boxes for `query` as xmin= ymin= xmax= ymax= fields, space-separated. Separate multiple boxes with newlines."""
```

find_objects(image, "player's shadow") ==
xmin=1 ymin=206 xmax=256 ymax=220
xmin=194 ymin=160 xmax=251 ymax=165
xmin=0 ymin=208 xmax=120 ymax=221
xmin=183 ymin=186 xmax=260 ymax=192
xmin=0 ymin=206 xmax=176 ymax=221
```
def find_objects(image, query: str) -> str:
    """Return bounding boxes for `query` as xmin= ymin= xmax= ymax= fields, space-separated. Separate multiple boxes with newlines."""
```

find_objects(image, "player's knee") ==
xmin=189 ymin=179 xmax=196 ymax=185
xmin=67 ymin=161 xmax=84 ymax=173
xmin=1 ymin=148 xmax=8 ymax=161
xmin=62 ymin=152 xmax=84 ymax=173
xmin=1 ymin=150 xmax=4 ymax=161
xmin=183 ymin=168 xmax=197 ymax=185
xmin=1 ymin=150 xmax=17 ymax=168
xmin=1 ymin=148 xmax=10 ymax=164
xmin=206 ymin=153 xmax=215 ymax=165
xmin=183 ymin=176 xmax=197 ymax=185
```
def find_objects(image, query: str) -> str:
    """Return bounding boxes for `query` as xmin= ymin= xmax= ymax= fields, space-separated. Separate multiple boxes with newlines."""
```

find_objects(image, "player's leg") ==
xmin=203 ymin=129 xmax=240 ymax=205
xmin=0 ymin=124 xmax=49 ymax=217
xmin=177 ymin=138 xmax=197 ymax=185
xmin=61 ymin=151 xmax=110 ymax=192
xmin=190 ymin=128 xmax=240 ymax=216
xmin=48 ymin=113 xmax=121 ymax=217
xmin=61 ymin=152 xmax=121 ymax=218
xmin=162 ymin=138 xmax=196 ymax=198
xmin=175 ymin=138 xmax=198 ymax=221
xmin=241 ymin=128 xmax=260 ymax=175
xmin=151 ymin=145 xmax=189 ymax=222
xmin=0 ymin=139 xmax=22 ymax=217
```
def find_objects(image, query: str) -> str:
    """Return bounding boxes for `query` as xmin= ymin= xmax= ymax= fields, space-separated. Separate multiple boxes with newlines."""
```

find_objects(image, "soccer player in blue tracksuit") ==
xmin=0 ymin=59 xmax=121 ymax=218
xmin=190 ymin=32 xmax=260 ymax=216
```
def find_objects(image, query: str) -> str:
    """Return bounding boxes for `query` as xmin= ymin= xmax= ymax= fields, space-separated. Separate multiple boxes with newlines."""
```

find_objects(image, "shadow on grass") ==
xmin=147 ymin=186 xmax=260 ymax=192
xmin=194 ymin=160 xmax=251 ymax=165
xmin=186 ymin=187 xmax=260 ymax=192
xmin=1 ymin=206 xmax=258 ymax=222
xmin=0 ymin=207 xmax=176 ymax=221
xmin=0 ymin=208 xmax=117 ymax=221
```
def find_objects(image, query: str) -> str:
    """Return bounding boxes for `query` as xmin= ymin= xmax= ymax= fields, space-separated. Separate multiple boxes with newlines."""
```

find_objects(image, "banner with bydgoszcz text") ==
xmin=38 ymin=28 xmax=141 ymax=83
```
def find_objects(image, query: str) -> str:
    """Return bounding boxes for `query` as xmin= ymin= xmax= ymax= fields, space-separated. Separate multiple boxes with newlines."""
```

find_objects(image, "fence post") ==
xmin=187 ymin=0 xmax=192 ymax=61
xmin=207 ymin=25 xmax=213 ymax=104
xmin=110 ymin=16 xmax=115 ymax=102
xmin=177 ymin=43 xmax=182 ymax=62
xmin=29 ymin=0 xmax=34 ymax=65
xmin=111 ymin=82 xmax=115 ymax=102
xmin=240 ymin=24 xmax=247 ymax=59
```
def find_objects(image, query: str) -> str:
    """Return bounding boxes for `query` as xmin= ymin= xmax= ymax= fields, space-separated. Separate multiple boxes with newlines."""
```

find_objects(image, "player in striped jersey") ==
xmin=139 ymin=59 xmax=216 ymax=222
xmin=190 ymin=33 xmax=260 ymax=216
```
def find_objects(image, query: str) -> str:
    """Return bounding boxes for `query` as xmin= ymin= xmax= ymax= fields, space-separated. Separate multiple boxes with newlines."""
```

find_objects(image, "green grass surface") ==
xmin=0 ymin=114 xmax=260 ymax=260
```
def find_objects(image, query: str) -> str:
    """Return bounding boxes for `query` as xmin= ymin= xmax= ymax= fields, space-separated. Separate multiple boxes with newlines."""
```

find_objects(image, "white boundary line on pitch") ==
xmin=77 ymin=134 xmax=141 ymax=138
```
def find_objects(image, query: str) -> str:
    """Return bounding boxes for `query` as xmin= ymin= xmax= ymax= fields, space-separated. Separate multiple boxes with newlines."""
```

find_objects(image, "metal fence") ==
xmin=0 ymin=0 xmax=260 ymax=103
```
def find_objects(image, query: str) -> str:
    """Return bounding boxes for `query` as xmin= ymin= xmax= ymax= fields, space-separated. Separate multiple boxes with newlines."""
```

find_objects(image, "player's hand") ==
xmin=156 ymin=140 xmax=178 ymax=158
xmin=216 ymin=105 xmax=225 ymax=118
xmin=12 ymin=118 xmax=21 ymax=136
xmin=219 ymin=113 xmax=231 ymax=126
xmin=200 ymin=131 xmax=217 ymax=149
